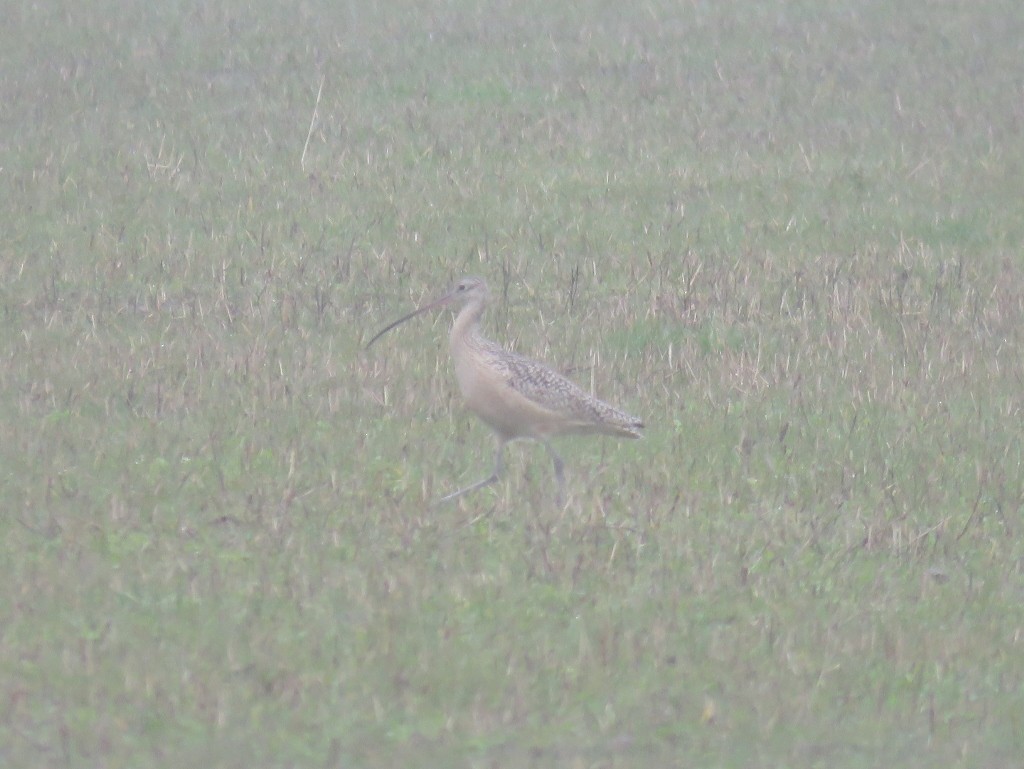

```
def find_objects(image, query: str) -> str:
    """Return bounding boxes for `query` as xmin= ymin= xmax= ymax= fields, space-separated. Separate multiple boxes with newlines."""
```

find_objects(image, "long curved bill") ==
xmin=364 ymin=286 xmax=459 ymax=349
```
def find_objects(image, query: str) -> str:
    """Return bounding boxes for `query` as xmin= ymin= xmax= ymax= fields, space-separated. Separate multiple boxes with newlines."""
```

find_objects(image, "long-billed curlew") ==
xmin=366 ymin=276 xmax=643 ymax=505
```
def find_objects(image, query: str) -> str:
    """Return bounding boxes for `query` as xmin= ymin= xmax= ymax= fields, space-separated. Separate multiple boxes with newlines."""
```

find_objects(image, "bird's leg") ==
xmin=437 ymin=439 xmax=506 ymax=504
xmin=542 ymin=440 xmax=566 ymax=507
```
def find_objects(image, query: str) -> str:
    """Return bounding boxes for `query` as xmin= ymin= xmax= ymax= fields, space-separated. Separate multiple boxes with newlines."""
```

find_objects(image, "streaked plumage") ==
xmin=366 ymin=276 xmax=643 ymax=504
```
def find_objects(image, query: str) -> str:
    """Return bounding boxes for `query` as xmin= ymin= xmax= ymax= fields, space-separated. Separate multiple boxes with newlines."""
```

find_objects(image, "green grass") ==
xmin=3 ymin=0 xmax=1024 ymax=766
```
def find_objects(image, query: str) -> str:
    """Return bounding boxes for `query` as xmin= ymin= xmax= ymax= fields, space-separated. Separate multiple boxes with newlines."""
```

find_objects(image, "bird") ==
xmin=365 ymin=276 xmax=643 ymax=505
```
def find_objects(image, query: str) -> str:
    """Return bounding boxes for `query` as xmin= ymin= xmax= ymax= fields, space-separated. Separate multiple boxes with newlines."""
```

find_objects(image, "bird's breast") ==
xmin=451 ymin=344 xmax=554 ymax=440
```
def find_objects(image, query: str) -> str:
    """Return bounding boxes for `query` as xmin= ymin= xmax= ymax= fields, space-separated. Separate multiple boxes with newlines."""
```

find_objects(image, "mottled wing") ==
xmin=483 ymin=344 xmax=643 ymax=438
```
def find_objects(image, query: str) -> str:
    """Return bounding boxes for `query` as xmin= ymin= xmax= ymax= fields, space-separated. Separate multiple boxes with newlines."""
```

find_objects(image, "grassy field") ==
xmin=3 ymin=0 xmax=1024 ymax=766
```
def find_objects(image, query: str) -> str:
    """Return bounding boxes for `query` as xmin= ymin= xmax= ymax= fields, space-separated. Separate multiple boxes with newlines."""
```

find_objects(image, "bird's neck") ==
xmin=449 ymin=298 xmax=486 ymax=353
